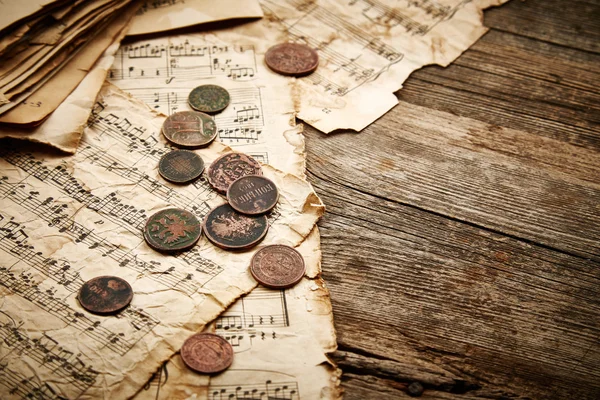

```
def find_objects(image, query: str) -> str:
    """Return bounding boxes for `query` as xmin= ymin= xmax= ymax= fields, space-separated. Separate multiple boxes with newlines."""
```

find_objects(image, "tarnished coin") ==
xmin=159 ymin=150 xmax=204 ymax=183
xmin=227 ymin=175 xmax=278 ymax=215
xmin=203 ymin=204 xmax=268 ymax=250
xmin=250 ymin=245 xmax=305 ymax=289
xmin=188 ymin=85 xmax=230 ymax=113
xmin=78 ymin=276 xmax=133 ymax=314
xmin=144 ymin=208 xmax=201 ymax=252
xmin=162 ymin=111 xmax=217 ymax=147
xmin=265 ymin=42 xmax=319 ymax=76
xmin=207 ymin=152 xmax=262 ymax=194
xmin=181 ymin=333 xmax=234 ymax=374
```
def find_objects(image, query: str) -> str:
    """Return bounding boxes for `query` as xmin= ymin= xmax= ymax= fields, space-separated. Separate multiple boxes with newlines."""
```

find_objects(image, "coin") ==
xmin=181 ymin=333 xmax=233 ymax=374
xmin=188 ymin=85 xmax=230 ymax=113
xmin=207 ymin=152 xmax=262 ymax=194
xmin=144 ymin=208 xmax=202 ymax=252
xmin=227 ymin=175 xmax=278 ymax=215
xmin=250 ymin=245 xmax=305 ymax=289
xmin=158 ymin=149 xmax=205 ymax=183
xmin=78 ymin=276 xmax=133 ymax=314
xmin=162 ymin=111 xmax=217 ymax=147
xmin=265 ymin=43 xmax=319 ymax=76
xmin=203 ymin=203 xmax=268 ymax=250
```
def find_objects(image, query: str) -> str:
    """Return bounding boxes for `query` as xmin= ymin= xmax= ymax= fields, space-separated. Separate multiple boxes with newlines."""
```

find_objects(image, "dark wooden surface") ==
xmin=304 ymin=0 xmax=600 ymax=398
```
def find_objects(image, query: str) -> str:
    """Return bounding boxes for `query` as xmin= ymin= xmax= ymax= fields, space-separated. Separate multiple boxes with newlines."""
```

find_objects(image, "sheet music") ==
xmin=135 ymin=228 xmax=342 ymax=400
xmin=0 ymin=83 xmax=323 ymax=399
xmin=169 ymin=0 xmax=507 ymax=133
xmin=108 ymin=38 xmax=306 ymax=177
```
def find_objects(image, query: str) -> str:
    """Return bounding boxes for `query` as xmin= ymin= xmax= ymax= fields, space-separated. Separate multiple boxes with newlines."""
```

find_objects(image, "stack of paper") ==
xmin=0 ymin=0 xmax=139 ymax=127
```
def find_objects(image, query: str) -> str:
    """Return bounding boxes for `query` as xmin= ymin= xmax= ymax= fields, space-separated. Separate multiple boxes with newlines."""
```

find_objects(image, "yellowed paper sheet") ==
xmin=108 ymin=36 xmax=305 ymax=177
xmin=0 ymin=0 xmax=63 ymax=32
xmin=0 ymin=83 xmax=323 ymax=399
xmin=128 ymin=0 xmax=264 ymax=36
xmin=133 ymin=227 xmax=342 ymax=400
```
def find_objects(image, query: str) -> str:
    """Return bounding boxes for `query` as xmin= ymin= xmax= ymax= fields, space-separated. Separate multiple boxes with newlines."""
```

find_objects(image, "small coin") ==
xmin=227 ymin=175 xmax=278 ymax=215
xmin=250 ymin=245 xmax=305 ymax=289
xmin=207 ymin=152 xmax=263 ymax=194
xmin=203 ymin=203 xmax=268 ymax=250
xmin=144 ymin=208 xmax=202 ymax=252
xmin=181 ymin=333 xmax=234 ymax=374
xmin=158 ymin=150 xmax=205 ymax=183
xmin=78 ymin=276 xmax=133 ymax=314
xmin=265 ymin=42 xmax=319 ymax=76
xmin=188 ymin=85 xmax=230 ymax=113
xmin=162 ymin=111 xmax=217 ymax=147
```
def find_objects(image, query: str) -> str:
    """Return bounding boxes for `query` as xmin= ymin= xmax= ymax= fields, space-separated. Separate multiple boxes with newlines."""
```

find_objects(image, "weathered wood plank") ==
xmin=306 ymin=171 xmax=600 ymax=399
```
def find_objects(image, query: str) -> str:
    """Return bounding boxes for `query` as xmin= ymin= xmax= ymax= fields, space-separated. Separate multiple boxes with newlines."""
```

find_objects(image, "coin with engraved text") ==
xmin=78 ymin=276 xmax=133 ymax=314
xmin=250 ymin=245 xmax=305 ymax=289
xmin=203 ymin=203 xmax=268 ymax=250
xmin=265 ymin=43 xmax=319 ymax=76
xmin=144 ymin=208 xmax=202 ymax=252
xmin=158 ymin=149 xmax=204 ymax=183
xmin=227 ymin=175 xmax=278 ymax=215
xmin=181 ymin=333 xmax=234 ymax=374
xmin=162 ymin=111 xmax=217 ymax=147
xmin=188 ymin=84 xmax=230 ymax=113
xmin=207 ymin=152 xmax=262 ymax=194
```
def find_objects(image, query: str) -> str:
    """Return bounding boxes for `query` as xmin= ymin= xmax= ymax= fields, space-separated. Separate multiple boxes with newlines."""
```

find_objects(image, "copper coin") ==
xmin=158 ymin=150 xmax=204 ymax=183
xmin=250 ymin=245 xmax=305 ymax=289
xmin=181 ymin=333 xmax=233 ymax=374
xmin=227 ymin=175 xmax=278 ymax=215
xmin=207 ymin=152 xmax=262 ymax=194
xmin=203 ymin=203 xmax=268 ymax=250
xmin=188 ymin=85 xmax=230 ymax=113
xmin=78 ymin=276 xmax=133 ymax=314
xmin=162 ymin=111 xmax=217 ymax=147
xmin=144 ymin=208 xmax=202 ymax=252
xmin=265 ymin=43 xmax=319 ymax=76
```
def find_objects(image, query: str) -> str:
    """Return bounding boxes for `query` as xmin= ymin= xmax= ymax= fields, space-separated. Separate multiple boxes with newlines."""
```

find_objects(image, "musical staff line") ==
xmin=209 ymin=380 xmax=300 ymax=400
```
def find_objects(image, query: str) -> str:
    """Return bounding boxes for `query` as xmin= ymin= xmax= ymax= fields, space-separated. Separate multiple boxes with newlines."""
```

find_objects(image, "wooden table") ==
xmin=304 ymin=1 xmax=600 ymax=398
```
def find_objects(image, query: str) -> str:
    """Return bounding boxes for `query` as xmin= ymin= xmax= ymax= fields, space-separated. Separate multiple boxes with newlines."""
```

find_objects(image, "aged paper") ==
xmin=0 ymin=0 xmax=64 ymax=33
xmin=128 ymin=0 xmax=264 ymax=36
xmin=134 ymin=227 xmax=342 ymax=400
xmin=108 ymin=37 xmax=305 ymax=177
xmin=0 ymin=84 xmax=323 ymax=399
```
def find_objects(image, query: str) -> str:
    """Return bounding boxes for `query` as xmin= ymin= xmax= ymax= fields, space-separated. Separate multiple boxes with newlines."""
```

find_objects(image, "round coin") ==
xmin=227 ymin=175 xmax=278 ymax=215
xmin=207 ymin=152 xmax=262 ymax=194
xmin=144 ymin=208 xmax=202 ymax=252
xmin=78 ymin=276 xmax=133 ymax=314
xmin=265 ymin=42 xmax=319 ymax=76
xmin=188 ymin=85 xmax=230 ymax=113
xmin=162 ymin=111 xmax=217 ymax=147
xmin=181 ymin=333 xmax=234 ymax=374
xmin=159 ymin=149 xmax=205 ymax=183
xmin=250 ymin=245 xmax=306 ymax=289
xmin=203 ymin=203 xmax=268 ymax=250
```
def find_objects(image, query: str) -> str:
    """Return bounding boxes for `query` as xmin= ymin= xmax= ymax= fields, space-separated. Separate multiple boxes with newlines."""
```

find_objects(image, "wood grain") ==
xmin=304 ymin=0 xmax=600 ymax=398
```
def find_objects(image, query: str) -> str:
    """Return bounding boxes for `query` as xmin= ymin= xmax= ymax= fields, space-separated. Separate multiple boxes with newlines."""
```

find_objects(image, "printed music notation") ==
xmin=109 ymin=42 xmax=257 ymax=83
xmin=216 ymin=288 xmax=290 ymax=351
xmin=209 ymin=380 xmax=300 ymax=400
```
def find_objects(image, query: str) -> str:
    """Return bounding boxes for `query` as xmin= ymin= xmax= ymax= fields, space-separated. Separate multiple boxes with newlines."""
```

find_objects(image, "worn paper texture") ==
xmin=0 ymin=83 xmax=323 ymax=399
xmin=128 ymin=0 xmax=264 ymax=36
xmin=0 ymin=0 xmax=63 ymax=33
xmin=108 ymin=37 xmax=305 ymax=177
xmin=134 ymin=227 xmax=342 ymax=400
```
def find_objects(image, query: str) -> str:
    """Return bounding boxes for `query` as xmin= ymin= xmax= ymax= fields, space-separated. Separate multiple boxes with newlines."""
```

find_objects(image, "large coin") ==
xmin=207 ymin=152 xmax=262 ymax=194
xmin=144 ymin=208 xmax=202 ymax=252
xmin=158 ymin=149 xmax=205 ymax=183
xmin=227 ymin=175 xmax=278 ymax=215
xmin=203 ymin=204 xmax=268 ymax=250
xmin=162 ymin=111 xmax=217 ymax=147
xmin=188 ymin=85 xmax=230 ymax=113
xmin=181 ymin=333 xmax=234 ymax=374
xmin=78 ymin=276 xmax=133 ymax=314
xmin=250 ymin=245 xmax=305 ymax=289
xmin=265 ymin=43 xmax=319 ymax=76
